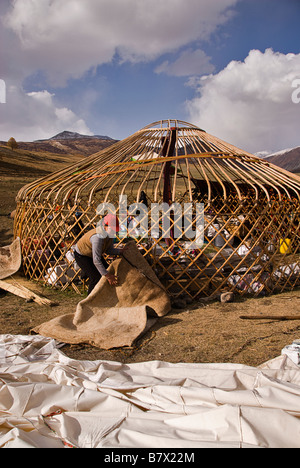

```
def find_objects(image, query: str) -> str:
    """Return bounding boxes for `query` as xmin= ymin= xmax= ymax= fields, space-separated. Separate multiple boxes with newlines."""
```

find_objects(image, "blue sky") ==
xmin=1 ymin=0 xmax=300 ymax=154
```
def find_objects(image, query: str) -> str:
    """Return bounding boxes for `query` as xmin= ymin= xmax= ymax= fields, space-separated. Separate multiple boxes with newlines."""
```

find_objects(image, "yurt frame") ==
xmin=14 ymin=119 xmax=300 ymax=298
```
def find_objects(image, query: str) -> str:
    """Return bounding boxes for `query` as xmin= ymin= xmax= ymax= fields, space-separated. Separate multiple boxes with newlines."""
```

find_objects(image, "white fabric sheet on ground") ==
xmin=0 ymin=334 xmax=300 ymax=448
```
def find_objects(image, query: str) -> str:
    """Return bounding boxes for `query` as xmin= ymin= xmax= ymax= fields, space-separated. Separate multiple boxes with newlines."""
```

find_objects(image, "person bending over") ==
xmin=74 ymin=214 xmax=127 ymax=295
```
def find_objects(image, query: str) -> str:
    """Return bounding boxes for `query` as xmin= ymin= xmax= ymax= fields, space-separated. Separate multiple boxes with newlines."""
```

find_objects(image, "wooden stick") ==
xmin=240 ymin=315 xmax=300 ymax=321
xmin=0 ymin=279 xmax=58 ymax=307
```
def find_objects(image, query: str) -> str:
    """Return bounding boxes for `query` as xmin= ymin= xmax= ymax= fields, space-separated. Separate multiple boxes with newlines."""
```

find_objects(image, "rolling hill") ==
xmin=265 ymin=147 xmax=300 ymax=174
xmin=0 ymin=145 xmax=84 ymax=177
xmin=0 ymin=131 xmax=118 ymax=177
xmin=0 ymin=131 xmax=118 ymax=158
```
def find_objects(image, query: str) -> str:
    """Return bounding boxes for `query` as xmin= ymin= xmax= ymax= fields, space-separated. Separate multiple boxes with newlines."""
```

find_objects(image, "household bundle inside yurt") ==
xmin=14 ymin=119 xmax=300 ymax=299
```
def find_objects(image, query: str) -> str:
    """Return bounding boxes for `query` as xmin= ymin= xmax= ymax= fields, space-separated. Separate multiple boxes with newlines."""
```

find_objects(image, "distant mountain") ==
xmin=41 ymin=130 xmax=114 ymax=142
xmin=0 ymin=131 xmax=118 ymax=157
xmin=264 ymin=147 xmax=300 ymax=174
xmin=255 ymin=151 xmax=271 ymax=159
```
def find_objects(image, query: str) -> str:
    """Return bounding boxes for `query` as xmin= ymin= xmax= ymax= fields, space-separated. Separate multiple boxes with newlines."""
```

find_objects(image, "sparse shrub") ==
xmin=7 ymin=137 xmax=18 ymax=151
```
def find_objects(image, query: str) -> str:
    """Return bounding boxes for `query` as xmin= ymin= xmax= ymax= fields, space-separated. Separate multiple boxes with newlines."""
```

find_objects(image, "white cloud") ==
xmin=155 ymin=49 xmax=215 ymax=77
xmin=0 ymin=0 xmax=239 ymax=141
xmin=4 ymin=0 xmax=238 ymax=84
xmin=0 ymin=87 xmax=92 ymax=141
xmin=186 ymin=49 xmax=300 ymax=153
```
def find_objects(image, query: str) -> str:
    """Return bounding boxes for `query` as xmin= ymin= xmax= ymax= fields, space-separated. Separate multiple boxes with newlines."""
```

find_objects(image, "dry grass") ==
xmin=0 ymin=145 xmax=83 ymax=177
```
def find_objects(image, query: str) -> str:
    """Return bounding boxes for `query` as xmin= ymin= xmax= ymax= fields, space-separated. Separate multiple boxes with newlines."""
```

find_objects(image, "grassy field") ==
xmin=0 ymin=145 xmax=83 ymax=176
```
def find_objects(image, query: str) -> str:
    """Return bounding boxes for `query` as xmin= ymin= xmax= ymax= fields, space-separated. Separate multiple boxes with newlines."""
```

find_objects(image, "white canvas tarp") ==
xmin=1 ymin=334 xmax=300 ymax=448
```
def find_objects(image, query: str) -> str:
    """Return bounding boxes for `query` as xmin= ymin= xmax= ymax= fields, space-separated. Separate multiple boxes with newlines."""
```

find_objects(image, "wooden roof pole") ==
xmin=162 ymin=128 xmax=177 ymax=250
xmin=162 ymin=128 xmax=177 ymax=203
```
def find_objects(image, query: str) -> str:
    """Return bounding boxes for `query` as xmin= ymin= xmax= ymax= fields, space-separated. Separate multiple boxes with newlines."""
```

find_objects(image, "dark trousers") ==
xmin=74 ymin=251 xmax=109 ymax=295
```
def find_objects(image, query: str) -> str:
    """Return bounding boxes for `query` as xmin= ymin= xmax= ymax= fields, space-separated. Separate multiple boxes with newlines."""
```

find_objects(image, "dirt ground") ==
xmin=0 ymin=277 xmax=300 ymax=367
xmin=1 ymin=175 xmax=300 ymax=368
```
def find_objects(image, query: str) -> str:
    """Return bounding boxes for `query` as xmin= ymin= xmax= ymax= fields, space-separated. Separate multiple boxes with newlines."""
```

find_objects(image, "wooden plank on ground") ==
xmin=0 ymin=279 xmax=58 ymax=307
